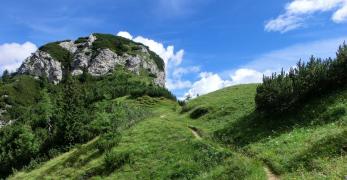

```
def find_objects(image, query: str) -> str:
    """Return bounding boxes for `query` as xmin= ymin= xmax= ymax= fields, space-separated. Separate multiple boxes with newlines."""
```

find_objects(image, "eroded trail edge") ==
xmin=264 ymin=166 xmax=280 ymax=180
xmin=188 ymin=126 xmax=202 ymax=140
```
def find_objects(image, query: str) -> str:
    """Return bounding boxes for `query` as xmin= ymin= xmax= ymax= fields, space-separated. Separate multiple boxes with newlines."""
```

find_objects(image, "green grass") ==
xmin=184 ymin=84 xmax=347 ymax=179
xmin=11 ymin=97 xmax=265 ymax=180
xmin=10 ymin=82 xmax=347 ymax=179
xmin=183 ymin=84 xmax=258 ymax=133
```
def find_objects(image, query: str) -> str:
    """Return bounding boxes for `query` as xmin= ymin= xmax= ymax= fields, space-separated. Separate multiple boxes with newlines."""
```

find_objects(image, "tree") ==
xmin=1 ymin=69 xmax=10 ymax=83
xmin=55 ymin=75 xmax=90 ymax=144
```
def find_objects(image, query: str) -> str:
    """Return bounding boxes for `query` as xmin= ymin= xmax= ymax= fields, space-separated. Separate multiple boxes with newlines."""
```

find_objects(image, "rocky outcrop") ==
xmin=18 ymin=51 xmax=63 ymax=84
xmin=18 ymin=34 xmax=166 ymax=87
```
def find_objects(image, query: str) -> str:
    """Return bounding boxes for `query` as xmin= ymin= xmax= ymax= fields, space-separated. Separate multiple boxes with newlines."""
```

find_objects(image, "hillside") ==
xmin=2 ymin=36 xmax=347 ymax=179
xmin=0 ymin=33 xmax=174 ymax=178
xmin=10 ymin=83 xmax=347 ymax=179
xmin=10 ymin=97 xmax=265 ymax=180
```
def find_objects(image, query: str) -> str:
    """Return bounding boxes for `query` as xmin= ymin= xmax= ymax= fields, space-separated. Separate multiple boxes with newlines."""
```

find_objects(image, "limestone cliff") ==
xmin=18 ymin=33 xmax=165 ymax=87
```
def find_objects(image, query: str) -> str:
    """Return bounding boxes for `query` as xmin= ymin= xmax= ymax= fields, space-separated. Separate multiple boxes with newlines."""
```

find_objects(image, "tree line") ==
xmin=256 ymin=43 xmax=347 ymax=113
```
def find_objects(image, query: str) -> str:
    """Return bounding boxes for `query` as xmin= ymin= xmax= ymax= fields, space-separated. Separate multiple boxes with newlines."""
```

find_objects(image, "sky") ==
xmin=1 ymin=0 xmax=347 ymax=99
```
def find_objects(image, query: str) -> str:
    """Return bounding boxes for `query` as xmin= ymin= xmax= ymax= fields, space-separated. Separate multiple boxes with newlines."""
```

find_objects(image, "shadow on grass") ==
xmin=286 ymin=130 xmax=347 ymax=172
xmin=37 ymin=139 xmax=102 ymax=178
xmin=213 ymin=91 xmax=347 ymax=147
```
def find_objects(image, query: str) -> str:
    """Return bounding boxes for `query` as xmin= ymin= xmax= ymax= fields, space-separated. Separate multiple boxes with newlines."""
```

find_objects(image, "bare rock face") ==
xmin=18 ymin=34 xmax=166 ymax=87
xmin=18 ymin=51 xmax=63 ymax=84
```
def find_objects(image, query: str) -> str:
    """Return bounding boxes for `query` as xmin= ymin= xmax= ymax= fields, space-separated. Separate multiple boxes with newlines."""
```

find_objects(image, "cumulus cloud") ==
xmin=172 ymin=66 xmax=200 ymax=79
xmin=117 ymin=31 xmax=133 ymax=40
xmin=266 ymin=0 xmax=347 ymax=32
xmin=184 ymin=72 xmax=231 ymax=98
xmin=183 ymin=69 xmax=265 ymax=98
xmin=0 ymin=42 xmax=37 ymax=74
xmin=166 ymin=79 xmax=192 ymax=90
xmin=229 ymin=69 xmax=264 ymax=85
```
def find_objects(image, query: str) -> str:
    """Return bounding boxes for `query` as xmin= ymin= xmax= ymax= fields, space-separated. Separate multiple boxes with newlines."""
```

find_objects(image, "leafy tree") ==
xmin=0 ymin=124 xmax=40 ymax=177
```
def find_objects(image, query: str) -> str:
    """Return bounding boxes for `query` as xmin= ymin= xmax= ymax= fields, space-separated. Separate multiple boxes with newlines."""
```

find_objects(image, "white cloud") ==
xmin=173 ymin=66 xmax=200 ymax=79
xmin=117 ymin=31 xmax=133 ymax=40
xmin=166 ymin=79 xmax=192 ymax=90
xmin=185 ymin=72 xmax=231 ymax=98
xmin=333 ymin=4 xmax=347 ymax=22
xmin=266 ymin=0 xmax=347 ymax=32
xmin=229 ymin=69 xmax=264 ymax=85
xmin=265 ymin=14 xmax=304 ymax=33
xmin=0 ymin=42 xmax=37 ymax=74
xmin=184 ymin=69 xmax=265 ymax=98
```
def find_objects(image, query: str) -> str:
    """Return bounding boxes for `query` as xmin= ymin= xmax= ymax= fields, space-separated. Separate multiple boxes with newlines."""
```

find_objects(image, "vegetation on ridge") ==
xmin=0 ymin=67 xmax=174 ymax=178
xmin=39 ymin=42 xmax=72 ymax=71
xmin=256 ymin=43 xmax=347 ymax=113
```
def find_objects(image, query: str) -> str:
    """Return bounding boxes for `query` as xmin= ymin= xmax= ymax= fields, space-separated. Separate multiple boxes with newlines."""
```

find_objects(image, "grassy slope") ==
xmin=11 ymin=83 xmax=347 ymax=179
xmin=11 ymin=97 xmax=265 ymax=180
xmin=186 ymin=84 xmax=347 ymax=179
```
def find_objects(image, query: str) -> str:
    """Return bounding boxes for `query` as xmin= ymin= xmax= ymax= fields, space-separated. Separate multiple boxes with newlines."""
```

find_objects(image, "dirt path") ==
xmin=188 ymin=126 xmax=202 ymax=140
xmin=186 ymin=120 xmax=279 ymax=180
xmin=264 ymin=166 xmax=280 ymax=180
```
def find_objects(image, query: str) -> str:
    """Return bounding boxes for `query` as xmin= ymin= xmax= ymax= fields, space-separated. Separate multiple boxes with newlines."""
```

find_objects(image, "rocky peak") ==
xmin=18 ymin=33 xmax=166 ymax=87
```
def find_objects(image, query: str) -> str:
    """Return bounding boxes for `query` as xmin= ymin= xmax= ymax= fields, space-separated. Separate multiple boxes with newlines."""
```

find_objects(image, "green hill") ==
xmin=2 ymin=38 xmax=347 ymax=180
xmin=9 ymin=83 xmax=347 ymax=179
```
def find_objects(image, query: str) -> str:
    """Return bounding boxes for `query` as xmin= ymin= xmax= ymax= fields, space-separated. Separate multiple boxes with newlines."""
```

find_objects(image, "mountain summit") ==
xmin=18 ymin=33 xmax=165 ymax=86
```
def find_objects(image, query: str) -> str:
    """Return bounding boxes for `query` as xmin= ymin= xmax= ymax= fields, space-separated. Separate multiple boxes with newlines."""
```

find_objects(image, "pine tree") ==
xmin=2 ymin=69 xmax=10 ymax=83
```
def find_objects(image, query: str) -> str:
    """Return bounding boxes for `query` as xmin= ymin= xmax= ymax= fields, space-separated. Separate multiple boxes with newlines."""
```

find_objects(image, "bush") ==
xmin=0 ymin=124 xmax=40 ymax=177
xmin=177 ymin=100 xmax=186 ymax=107
xmin=190 ymin=106 xmax=209 ymax=119
xmin=104 ymin=150 xmax=130 ymax=171
xmin=256 ymin=44 xmax=347 ymax=113
xmin=96 ymin=132 xmax=121 ymax=152
xmin=74 ymin=37 xmax=89 ymax=44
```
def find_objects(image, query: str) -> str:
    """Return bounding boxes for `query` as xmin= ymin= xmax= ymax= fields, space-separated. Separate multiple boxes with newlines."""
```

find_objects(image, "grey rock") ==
xmin=18 ymin=51 xmax=63 ymax=84
xmin=88 ymin=49 xmax=121 ymax=76
xmin=59 ymin=40 xmax=77 ymax=54
xmin=17 ymin=34 xmax=166 ymax=87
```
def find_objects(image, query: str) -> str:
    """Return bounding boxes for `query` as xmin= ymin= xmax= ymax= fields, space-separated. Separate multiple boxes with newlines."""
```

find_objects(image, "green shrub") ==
xmin=96 ymin=132 xmax=121 ymax=152
xmin=190 ymin=106 xmax=209 ymax=119
xmin=0 ymin=124 xmax=40 ymax=177
xmin=256 ymin=44 xmax=347 ymax=114
xmin=177 ymin=100 xmax=186 ymax=107
xmin=75 ymin=37 xmax=89 ymax=44
xmin=104 ymin=150 xmax=130 ymax=171
xmin=167 ymin=161 xmax=199 ymax=179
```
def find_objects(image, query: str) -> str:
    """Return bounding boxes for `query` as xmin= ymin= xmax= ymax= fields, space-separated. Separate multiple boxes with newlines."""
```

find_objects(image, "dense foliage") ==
xmin=0 ymin=67 xmax=174 ymax=178
xmin=256 ymin=44 xmax=347 ymax=113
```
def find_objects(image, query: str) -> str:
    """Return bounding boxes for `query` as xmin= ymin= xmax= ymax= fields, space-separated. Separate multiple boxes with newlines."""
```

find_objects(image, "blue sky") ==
xmin=1 ymin=0 xmax=347 ymax=98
